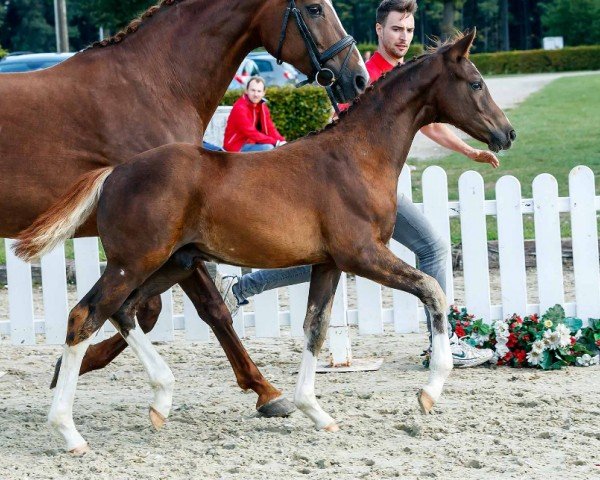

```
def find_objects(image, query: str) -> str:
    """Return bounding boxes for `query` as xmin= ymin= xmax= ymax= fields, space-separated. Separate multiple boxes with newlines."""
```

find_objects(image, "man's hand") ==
xmin=467 ymin=148 xmax=499 ymax=168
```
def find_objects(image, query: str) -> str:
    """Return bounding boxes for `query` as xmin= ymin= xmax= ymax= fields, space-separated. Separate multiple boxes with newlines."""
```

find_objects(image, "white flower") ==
xmin=543 ymin=329 xmax=561 ymax=350
xmin=574 ymin=329 xmax=582 ymax=340
xmin=531 ymin=340 xmax=545 ymax=354
xmin=494 ymin=321 xmax=510 ymax=339
xmin=495 ymin=342 xmax=509 ymax=358
xmin=555 ymin=324 xmax=571 ymax=347
xmin=527 ymin=349 xmax=543 ymax=366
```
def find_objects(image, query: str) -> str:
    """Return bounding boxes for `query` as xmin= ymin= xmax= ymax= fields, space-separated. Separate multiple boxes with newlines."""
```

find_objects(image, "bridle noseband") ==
xmin=275 ymin=0 xmax=357 ymax=113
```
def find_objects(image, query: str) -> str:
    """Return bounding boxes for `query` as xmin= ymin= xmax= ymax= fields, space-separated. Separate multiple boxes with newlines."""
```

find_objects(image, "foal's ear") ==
xmin=446 ymin=28 xmax=476 ymax=62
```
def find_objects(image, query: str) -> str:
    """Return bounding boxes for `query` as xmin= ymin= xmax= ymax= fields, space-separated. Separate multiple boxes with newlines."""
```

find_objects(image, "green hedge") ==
xmin=472 ymin=45 xmax=600 ymax=75
xmin=0 ymin=47 xmax=6 ymax=60
xmin=357 ymin=42 xmax=424 ymax=60
xmin=220 ymin=86 xmax=331 ymax=141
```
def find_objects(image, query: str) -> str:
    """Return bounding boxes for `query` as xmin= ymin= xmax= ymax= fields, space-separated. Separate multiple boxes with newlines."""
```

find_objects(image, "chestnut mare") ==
xmin=1 ymin=0 xmax=367 ymax=418
xmin=16 ymin=30 xmax=515 ymax=452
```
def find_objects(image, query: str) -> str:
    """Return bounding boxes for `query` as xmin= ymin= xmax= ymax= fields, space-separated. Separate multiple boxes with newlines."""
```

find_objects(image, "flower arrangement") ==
xmin=425 ymin=304 xmax=600 ymax=370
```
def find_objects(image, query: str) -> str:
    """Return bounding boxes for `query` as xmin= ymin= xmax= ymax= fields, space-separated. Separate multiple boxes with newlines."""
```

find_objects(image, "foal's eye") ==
xmin=470 ymin=82 xmax=482 ymax=91
xmin=306 ymin=4 xmax=323 ymax=16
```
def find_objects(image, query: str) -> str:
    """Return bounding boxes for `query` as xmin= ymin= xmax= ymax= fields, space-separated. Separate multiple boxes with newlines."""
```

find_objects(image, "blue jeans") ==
xmin=202 ymin=141 xmax=224 ymax=151
xmin=232 ymin=193 xmax=451 ymax=339
xmin=240 ymin=143 xmax=274 ymax=152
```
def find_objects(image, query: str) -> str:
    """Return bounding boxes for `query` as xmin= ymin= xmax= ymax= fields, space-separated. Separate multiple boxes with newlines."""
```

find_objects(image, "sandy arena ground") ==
xmin=0 ymin=267 xmax=598 ymax=480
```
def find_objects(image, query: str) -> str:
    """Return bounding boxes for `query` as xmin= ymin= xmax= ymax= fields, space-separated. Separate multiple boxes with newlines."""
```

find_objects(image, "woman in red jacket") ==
xmin=223 ymin=76 xmax=286 ymax=152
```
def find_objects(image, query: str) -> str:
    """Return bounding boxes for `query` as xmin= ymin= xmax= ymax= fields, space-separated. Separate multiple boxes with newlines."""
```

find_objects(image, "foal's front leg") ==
xmin=340 ymin=243 xmax=452 ymax=413
xmin=294 ymin=263 xmax=341 ymax=431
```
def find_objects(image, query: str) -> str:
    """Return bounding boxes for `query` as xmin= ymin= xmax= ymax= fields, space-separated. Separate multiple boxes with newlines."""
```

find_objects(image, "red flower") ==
xmin=514 ymin=350 xmax=527 ymax=364
xmin=503 ymin=351 xmax=514 ymax=362
xmin=523 ymin=334 xmax=531 ymax=342
xmin=570 ymin=337 xmax=576 ymax=345
xmin=596 ymin=339 xmax=600 ymax=347
xmin=530 ymin=314 xmax=539 ymax=323
xmin=455 ymin=325 xmax=466 ymax=338
xmin=515 ymin=316 xmax=523 ymax=324
xmin=506 ymin=333 xmax=518 ymax=348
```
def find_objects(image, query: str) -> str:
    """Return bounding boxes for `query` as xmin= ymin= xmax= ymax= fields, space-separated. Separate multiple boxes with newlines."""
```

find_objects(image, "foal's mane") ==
xmin=307 ymin=32 xmax=467 ymax=138
xmin=85 ymin=0 xmax=183 ymax=50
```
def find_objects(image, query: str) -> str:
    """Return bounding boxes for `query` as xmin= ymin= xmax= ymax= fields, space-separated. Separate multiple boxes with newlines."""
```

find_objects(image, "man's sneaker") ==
xmin=449 ymin=333 xmax=493 ymax=368
xmin=213 ymin=272 xmax=241 ymax=317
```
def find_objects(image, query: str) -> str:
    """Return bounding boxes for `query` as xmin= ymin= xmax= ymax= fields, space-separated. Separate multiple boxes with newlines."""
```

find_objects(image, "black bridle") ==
xmin=275 ymin=0 xmax=356 ymax=114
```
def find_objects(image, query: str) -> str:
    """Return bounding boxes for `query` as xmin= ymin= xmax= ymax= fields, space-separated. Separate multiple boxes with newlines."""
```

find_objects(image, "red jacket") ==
xmin=339 ymin=52 xmax=395 ymax=112
xmin=223 ymin=94 xmax=285 ymax=152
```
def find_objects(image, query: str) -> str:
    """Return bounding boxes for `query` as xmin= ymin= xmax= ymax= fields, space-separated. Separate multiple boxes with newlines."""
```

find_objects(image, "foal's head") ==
xmin=431 ymin=30 xmax=516 ymax=152
xmin=258 ymin=0 xmax=368 ymax=103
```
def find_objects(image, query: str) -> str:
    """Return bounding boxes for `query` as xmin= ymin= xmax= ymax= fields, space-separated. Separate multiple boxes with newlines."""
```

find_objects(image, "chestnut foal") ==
xmin=16 ymin=30 xmax=515 ymax=452
xmin=1 ymin=0 xmax=367 ymax=418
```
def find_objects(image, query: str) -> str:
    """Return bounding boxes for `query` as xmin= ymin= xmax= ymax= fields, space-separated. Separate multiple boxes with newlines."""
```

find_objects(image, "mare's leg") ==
xmin=339 ymin=243 xmax=452 ymax=413
xmin=293 ymin=263 xmax=341 ymax=430
xmin=179 ymin=264 xmax=296 ymax=417
xmin=48 ymin=265 xmax=144 ymax=454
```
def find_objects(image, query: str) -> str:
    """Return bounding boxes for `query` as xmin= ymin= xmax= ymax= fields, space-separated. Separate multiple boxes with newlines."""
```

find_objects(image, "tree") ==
xmin=0 ymin=0 xmax=56 ymax=52
xmin=541 ymin=0 xmax=600 ymax=46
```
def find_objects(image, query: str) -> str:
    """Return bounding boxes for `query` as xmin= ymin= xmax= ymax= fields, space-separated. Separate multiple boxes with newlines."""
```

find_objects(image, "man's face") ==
xmin=376 ymin=12 xmax=415 ymax=62
xmin=246 ymin=80 xmax=265 ymax=104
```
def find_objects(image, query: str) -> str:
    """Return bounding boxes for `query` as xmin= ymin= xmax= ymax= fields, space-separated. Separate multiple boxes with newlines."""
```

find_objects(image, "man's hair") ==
xmin=246 ymin=76 xmax=266 ymax=90
xmin=376 ymin=0 xmax=417 ymax=25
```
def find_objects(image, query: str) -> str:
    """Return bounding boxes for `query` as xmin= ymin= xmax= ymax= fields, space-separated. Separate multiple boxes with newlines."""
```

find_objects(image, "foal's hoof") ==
xmin=417 ymin=389 xmax=435 ymax=414
xmin=149 ymin=406 xmax=167 ymax=430
xmin=257 ymin=397 xmax=296 ymax=418
xmin=50 ymin=356 xmax=62 ymax=389
xmin=323 ymin=422 xmax=340 ymax=432
xmin=69 ymin=443 xmax=91 ymax=456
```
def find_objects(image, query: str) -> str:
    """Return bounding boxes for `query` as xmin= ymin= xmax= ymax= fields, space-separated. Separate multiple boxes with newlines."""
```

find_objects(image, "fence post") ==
xmin=41 ymin=244 xmax=69 ymax=344
xmin=532 ymin=174 xmax=565 ymax=313
xmin=5 ymin=239 xmax=36 ymax=345
xmin=459 ymin=171 xmax=492 ymax=322
xmin=569 ymin=166 xmax=600 ymax=325
xmin=496 ymin=176 xmax=527 ymax=318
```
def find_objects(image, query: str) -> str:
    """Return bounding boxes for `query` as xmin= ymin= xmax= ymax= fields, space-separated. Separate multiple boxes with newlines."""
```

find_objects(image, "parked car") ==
xmin=0 ymin=52 xmax=74 ymax=73
xmin=248 ymin=51 xmax=304 ymax=86
xmin=227 ymin=57 xmax=260 ymax=90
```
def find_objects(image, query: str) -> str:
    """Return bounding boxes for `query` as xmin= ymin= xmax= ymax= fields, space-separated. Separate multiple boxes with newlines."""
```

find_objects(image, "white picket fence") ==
xmin=1 ymin=164 xmax=599 ymax=354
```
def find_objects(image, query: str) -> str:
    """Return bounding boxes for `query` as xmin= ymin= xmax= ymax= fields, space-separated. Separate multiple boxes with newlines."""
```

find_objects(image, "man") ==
xmin=223 ymin=76 xmax=286 ymax=152
xmin=216 ymin=0 xmax=496 ymax=367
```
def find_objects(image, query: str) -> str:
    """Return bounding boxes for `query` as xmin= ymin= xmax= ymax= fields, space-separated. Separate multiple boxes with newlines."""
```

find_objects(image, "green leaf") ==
xmin=540 ymin=350 xmax=553 ymax=370
xmin=562 ymin=317 xmax=583 ymax=333
xmin=541 ymin=304 xmax=565 ymax=324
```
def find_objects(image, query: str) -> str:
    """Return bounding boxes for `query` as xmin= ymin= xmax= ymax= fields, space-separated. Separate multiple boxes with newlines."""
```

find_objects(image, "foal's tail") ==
xmin=14 ymin=167 xmax=114 ymax=262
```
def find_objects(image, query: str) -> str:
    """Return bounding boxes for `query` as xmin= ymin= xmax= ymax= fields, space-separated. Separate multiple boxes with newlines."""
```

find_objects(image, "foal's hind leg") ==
xmin=48 ymin=266 xmax=143 ymax=453
xmin=340 ymin=243 xmax=452 ymax=413
xmin=294 ymin=263 xmax=341 ymax=431
xmin=109 ymin=310 xmax=175 ymax=431
xmin=179 ymin=264 xmax=296 ymax=417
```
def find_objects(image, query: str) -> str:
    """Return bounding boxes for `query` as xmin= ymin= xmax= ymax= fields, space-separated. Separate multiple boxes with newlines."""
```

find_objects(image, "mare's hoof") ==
xmin=323 ymin=422 xmax=340 ymax=432
xmin=69 ymin=443 xmax=91 ymax=456
xmin=257 ymin=397 xmax=296 ymax=418
xmin=417 ymin=389 xmax=435 ymax=414
xmin=149 ymin=406 xmax=167 ymax=430
xmin=50 ymin=356 xmax=62 ymax=389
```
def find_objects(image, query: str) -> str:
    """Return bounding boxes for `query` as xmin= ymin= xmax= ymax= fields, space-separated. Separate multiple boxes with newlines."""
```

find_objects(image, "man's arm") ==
xmin=420 ymin=123 xmax=499 ymax=168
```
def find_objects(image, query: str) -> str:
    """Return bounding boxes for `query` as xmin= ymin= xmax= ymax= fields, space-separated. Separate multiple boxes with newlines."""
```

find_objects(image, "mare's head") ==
xmin=431 ymin=29 xmax=516 ymax=152
xmin=258 ymin=0 xmax=368 ymax=102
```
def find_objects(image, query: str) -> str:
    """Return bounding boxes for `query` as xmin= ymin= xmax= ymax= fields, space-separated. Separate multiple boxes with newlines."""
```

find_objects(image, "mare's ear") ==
xmin=446 ymin=28 xmax=476 ymax=62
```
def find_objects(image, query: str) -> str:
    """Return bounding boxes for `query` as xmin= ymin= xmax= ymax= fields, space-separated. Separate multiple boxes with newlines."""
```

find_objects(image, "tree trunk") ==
xmin=441 ymin=1 xmax=455 ymax=40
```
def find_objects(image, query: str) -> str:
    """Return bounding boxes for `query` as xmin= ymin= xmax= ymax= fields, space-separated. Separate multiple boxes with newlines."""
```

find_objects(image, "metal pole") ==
xmin=54 ymin=0 xmax=69 ymax=53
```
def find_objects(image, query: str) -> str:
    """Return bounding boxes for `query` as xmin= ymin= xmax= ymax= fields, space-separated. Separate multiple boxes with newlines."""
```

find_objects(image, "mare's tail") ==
xmin=14 ymin=167 xmax=114 ymax=261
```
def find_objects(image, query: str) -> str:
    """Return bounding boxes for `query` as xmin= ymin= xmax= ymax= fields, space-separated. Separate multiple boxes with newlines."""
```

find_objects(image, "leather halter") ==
xmin=275 ymin=0 xmax=356 ymax=113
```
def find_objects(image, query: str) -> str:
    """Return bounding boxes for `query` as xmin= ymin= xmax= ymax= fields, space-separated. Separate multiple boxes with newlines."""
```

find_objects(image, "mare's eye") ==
xmin=470 ymin=82 xmax=482 ymax=91
xmin=306 ymin=4 xmax=323 ymax=16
